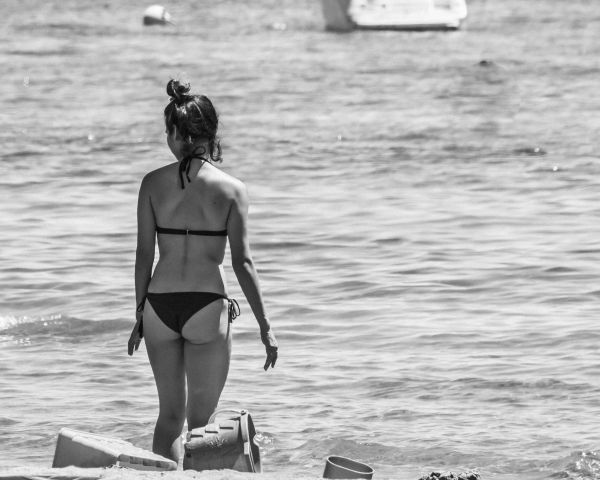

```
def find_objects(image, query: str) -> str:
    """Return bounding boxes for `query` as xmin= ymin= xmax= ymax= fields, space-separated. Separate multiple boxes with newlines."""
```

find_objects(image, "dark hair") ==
xmin=164 ymin=79 xmax=222 ymax=162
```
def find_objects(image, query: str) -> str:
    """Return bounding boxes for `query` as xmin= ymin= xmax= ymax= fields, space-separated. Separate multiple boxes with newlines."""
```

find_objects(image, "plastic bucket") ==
xmin=323 ymin=455 xmax=374 ymax=479
xmin=183 ymin=409 xmax=261 ymax=473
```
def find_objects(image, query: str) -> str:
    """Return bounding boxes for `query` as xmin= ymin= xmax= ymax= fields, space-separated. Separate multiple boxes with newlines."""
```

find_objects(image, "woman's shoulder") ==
xmin=141 ymin=162 xmax=177 ymax=186
xmin=207 ymin=164 xmax=247 ymax=198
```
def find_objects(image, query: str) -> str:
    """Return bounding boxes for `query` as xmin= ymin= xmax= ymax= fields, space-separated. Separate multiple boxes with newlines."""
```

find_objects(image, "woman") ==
xmin=128 ymin=79 xmax=278 ymax=462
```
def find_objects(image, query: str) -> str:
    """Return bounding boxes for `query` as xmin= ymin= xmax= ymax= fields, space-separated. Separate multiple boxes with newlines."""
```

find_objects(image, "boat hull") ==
xmin=322 ymin=0 xmax=467 ymax=31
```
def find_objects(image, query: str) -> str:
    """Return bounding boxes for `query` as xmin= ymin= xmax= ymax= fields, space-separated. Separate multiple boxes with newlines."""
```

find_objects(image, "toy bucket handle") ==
xmin=208 ymin=408 xmax=247 ymax=424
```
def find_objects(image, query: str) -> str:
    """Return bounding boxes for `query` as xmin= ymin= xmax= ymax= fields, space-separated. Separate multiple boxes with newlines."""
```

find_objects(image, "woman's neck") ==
xmin=179 ymin=142 xmax=209 ymax=162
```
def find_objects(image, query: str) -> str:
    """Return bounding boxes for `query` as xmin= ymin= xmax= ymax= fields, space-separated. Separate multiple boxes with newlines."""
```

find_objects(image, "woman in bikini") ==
xmin=127 ymin=79 xmax=278 ymax=462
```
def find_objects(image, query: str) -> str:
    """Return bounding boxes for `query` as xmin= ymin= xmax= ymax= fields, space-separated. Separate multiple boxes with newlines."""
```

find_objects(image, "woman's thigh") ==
xmin=144 ymin=302 xmax=186 ymax=416
xmin=184 ymin=312 xmax=231 ymax=429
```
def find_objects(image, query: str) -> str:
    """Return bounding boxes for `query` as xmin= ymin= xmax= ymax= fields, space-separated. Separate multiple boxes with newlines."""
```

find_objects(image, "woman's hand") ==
xmin=128 ymin=310 xmax=144 ymax=356
xmin=261 ymin=329 xmax=278 ymax=371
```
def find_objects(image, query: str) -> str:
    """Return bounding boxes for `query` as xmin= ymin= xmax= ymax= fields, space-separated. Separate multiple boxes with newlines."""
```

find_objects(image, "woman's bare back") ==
xmin=145 ymin=160 xmax=243 ymax=293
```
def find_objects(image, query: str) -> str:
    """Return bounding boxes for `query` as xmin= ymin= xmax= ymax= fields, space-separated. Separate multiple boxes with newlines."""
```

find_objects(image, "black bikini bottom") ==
xmin=146 ymin=292 xmax=240 ymax=334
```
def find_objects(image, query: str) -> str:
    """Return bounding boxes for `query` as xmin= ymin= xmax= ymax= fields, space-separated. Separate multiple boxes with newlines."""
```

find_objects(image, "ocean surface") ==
xmin=1 ymin=0 xmax=599 ymax=478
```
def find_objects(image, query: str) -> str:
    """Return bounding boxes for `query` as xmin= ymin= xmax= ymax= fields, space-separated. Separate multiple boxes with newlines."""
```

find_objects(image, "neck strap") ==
xmin=179 ymin=148 xmax=208 ymax=189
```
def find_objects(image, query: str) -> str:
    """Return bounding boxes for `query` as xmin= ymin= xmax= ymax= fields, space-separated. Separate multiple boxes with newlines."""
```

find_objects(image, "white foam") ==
xmin=0 ymin=314 xmax=62 ymax=332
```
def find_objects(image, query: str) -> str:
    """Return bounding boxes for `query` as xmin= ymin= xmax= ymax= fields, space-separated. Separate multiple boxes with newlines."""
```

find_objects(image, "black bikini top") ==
xmin=161 ymin=149 xmax=227 ymax=236
xmin=156 ymin=226 xmax=227 ymax=236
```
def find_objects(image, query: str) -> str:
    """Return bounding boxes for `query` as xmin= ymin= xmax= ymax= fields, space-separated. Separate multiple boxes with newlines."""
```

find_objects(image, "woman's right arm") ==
xmin=129 ymin=174 xmax=156 ymax=355
xmin=135 ymin=174 xmax=157 ymax=308
xmin=227 ymin=183 xmax=278 ymax=370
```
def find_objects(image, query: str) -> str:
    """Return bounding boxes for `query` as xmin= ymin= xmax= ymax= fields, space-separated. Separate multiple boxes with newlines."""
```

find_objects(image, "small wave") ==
xmin=7 ymin=47 xmax=79 ymax=57
xmin=0 ymin=314 xmax=131 ymax=339
xmin=571 ymin=249 xmax=600 ymax=255
xmin=543 ymin=266 xmax=578 ymax=274
xmin=0 ymin=417 xmax=19 ymax=427
xmin=551 ymin=450 xmax=600 ymax=479
xmin=513 ymin=146 xmax=548 ymax=156
xmin=0 ymin=150 xmax=48 ymax=161
xmin=413 ymin=332 xmax=483 ymax=345
xmin=15 ymin=22 xmax=127 ymax=38
xmin=452 ymin=377 xmax=591 ymax=393
xmin=296 ymin=436 xmax=401 ymax=465
xmin=0 ymin=314 xmax=49 ymax=331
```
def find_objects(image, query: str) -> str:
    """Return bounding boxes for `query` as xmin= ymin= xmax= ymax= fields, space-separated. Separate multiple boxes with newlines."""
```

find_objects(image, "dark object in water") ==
xmin=513 ymin=146 xmax=547 ymax=156
xmin=419 ymin=472 xmax=480 ymax=480
xmin=478 ymin=59 xmax=495 ymax=67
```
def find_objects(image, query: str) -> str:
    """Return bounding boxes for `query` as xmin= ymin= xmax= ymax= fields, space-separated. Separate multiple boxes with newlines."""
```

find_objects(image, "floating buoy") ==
xmin=143 ymin=5 xmax=172 ymax=26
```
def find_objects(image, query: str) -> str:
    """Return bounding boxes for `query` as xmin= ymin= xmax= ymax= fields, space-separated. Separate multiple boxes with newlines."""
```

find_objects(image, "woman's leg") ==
xmin=182 ymin=300 xmax=232 ymax=429
xmin=144 ymin=302 xmax=186 ymax=462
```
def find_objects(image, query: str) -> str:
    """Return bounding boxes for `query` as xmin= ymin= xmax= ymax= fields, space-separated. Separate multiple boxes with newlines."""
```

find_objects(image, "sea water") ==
xmin=1 ymin=0 xmax=599 ymax=478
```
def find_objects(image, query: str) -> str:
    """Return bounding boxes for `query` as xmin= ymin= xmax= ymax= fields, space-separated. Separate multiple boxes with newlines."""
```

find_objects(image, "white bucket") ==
xmin=183 ymin=409 xmax=261 ymax=473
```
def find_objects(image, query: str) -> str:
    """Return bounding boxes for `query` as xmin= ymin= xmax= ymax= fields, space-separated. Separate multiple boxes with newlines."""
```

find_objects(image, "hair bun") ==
xmin=167 ymin=79 xmax=191 ymax=103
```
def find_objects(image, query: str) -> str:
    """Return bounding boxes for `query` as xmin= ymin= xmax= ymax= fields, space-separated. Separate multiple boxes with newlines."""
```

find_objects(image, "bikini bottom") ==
xmin=146 ymin=291 xmax=240 ymax=334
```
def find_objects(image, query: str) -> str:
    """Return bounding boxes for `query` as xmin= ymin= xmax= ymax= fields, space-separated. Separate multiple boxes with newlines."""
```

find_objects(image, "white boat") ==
xmin=321 ymin=0 xmax=467 ymax=31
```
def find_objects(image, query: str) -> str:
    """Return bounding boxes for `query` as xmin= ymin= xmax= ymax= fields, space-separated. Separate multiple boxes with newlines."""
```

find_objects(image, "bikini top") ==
xmin=156 ymin=226 xmax=227 ymax=236
xmin=158 ymin=150 xmax=227 ymax=236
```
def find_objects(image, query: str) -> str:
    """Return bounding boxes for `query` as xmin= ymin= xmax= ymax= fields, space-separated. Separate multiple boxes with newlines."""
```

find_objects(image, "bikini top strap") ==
xmin=179 ymin=148 xmax=209 ymax=189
